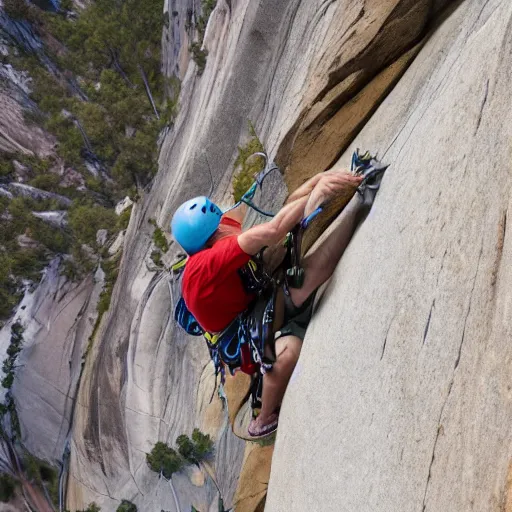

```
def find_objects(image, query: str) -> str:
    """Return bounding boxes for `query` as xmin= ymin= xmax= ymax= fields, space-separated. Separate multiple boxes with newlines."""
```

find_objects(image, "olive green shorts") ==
xmin=274 ymin=288 xmax=316 ymax=342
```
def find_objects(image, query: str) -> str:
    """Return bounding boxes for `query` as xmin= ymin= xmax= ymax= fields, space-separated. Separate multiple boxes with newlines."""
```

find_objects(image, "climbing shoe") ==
xmin=351 ymin=148 xmax=388 ymax=207
xmin=357 ymin=162 xmax=388 ymax=206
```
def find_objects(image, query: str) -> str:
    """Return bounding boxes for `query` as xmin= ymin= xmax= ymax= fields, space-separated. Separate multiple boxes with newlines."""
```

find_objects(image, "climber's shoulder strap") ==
xmin=171 ymin=255 xmax=188 ymax=275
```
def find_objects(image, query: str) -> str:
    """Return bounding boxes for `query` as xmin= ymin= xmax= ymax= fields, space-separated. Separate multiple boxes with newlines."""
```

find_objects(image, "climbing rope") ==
xmin=223 ymin=151 xmax=280 ymax=218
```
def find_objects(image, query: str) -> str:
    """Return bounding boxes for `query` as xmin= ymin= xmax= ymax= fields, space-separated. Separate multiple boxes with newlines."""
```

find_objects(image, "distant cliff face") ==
xmin=3 ymin=260 xmax=103 ymax=461
xmin=0 ymin=15 xmax=56 ymax=155
xmin=162 ymin=0 xmax=200 ymax=80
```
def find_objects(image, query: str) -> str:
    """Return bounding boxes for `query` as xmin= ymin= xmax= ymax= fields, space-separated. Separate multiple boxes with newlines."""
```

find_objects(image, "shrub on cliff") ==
xmin=116 ymin=500 xmax=137 ymax=512
xmin=0 ymin=155 xmax=14 ymax=177
xmin=23 ymin=453 xmax=59 ymax=507
xmin=0 ymin=473 xmax=16 ymax=502
xmin=3 ymin=0 xmax=30 ymax=20
xmin=189 ymin=43 xmax=208 ymax=74
xmin=1 ymin=323 xmax=24 ymax=390
xmin=191 ymin=428 xmax=214 ymax=459
xmin=149 ymin=220 xmax=169 ymax=253
xmin=176 ymin=429 xmax=214 ymax=464
xmin=68 ymin=503 xmax=101 ymax=512
xmin=232 ymin=123 xmax=265 ymax=202
xmin=146 ymin=442 xmax=183 ymax=478
xmin=68 ymin=203 xmax=117 ymax=247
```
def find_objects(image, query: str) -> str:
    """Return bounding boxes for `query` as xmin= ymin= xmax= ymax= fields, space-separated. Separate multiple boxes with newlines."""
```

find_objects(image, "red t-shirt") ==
xmin=182 ymin=217 xmax=255 ymax=332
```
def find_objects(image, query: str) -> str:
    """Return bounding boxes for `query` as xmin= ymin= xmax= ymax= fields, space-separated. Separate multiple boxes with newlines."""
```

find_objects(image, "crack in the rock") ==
xmin=124 ymin=405 xmax=161 ymax=419
xmin=318 ymin=6 xmax=366 ymax=94
xmin=422 ymin=299 xmax=435 ymax=345
xmin=467 ymin=0 xmax=493 ymax=38
xmin=316 ymin=0 xmax=337 ymax=22
xmin=234 ymin=487 xmax=267 ymax=505
xmin=454 ymin=238 xmax=483 ymax=369
xmin=70 ymin=473 xmax=114 ymax=500
xmin=129 ymin=459 xmax=145 ymax=497
xmin=436 ymin=249 xmax=448 ymax=287
xmin=421 ymin=235 xmax=484 ymax=510
xmin=491 ymin=208 xmax=508 ymax=288
xmin=474 ymin=78 xmax=489 ymax=134
xmin=421 ymin=380 xmax=453 ymax=512
xmin=380 ymin=315 xmax=395 ymax=360
xmin=383 ymin=37 xmax=466 ymax=162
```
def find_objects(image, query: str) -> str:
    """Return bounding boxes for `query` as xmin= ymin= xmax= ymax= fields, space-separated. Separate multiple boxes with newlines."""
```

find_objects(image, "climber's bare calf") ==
xmin=256 ymin=333 xmax=302 ymax=431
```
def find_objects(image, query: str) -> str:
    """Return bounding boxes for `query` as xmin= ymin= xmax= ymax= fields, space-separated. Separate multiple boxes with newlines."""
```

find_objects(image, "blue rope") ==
xmin=223 ymin=156 xmax=279 ymax=217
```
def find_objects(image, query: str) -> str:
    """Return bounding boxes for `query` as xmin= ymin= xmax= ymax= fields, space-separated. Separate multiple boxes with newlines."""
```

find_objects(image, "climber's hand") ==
xmin=304 ymin=172 xmax=362 ymax=217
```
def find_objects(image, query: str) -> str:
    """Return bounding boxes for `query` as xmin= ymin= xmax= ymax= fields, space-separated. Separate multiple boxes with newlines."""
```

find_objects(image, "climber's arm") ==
xmin=238 ymin=196 xmax=308 ymax=255
xmin=239 ymin=172 xmax=362 ymax=255
xmin=285 ymin=173 xmax=324 ymax=204
xmin=286 ymin=169 xmax=359 ymax=204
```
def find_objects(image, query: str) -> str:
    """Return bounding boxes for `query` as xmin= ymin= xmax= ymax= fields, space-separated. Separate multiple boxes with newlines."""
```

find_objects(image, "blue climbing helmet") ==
xmin=171 ymin=196 xmax=223 ymax=254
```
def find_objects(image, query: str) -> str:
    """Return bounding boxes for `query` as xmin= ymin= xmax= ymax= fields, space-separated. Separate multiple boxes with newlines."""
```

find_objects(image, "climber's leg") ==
xmin=289 ymin=193 xmax=365 ymax=307
xmin=248 ymin=334 xmax=302 ymax=438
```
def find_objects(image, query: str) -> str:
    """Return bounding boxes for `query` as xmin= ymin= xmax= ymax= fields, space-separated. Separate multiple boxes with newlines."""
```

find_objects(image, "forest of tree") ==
xmin=0 ymin=0 xmax=180 ymax=322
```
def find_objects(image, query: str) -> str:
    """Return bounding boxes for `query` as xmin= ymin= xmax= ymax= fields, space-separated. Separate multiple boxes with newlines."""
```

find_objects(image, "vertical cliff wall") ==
xmin=267 ymin=1 xmax=512 ymax=510
xmin=67 ymin=0 xmax=463 ymax=510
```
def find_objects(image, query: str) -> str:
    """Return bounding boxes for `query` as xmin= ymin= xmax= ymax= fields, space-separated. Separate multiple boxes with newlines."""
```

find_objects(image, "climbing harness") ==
xmin=172 ymin=251 xmax=275 ymax=399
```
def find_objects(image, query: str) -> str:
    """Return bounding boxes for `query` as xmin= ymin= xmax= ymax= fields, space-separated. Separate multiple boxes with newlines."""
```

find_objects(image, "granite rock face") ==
xmin=267 ymin=1 xmax=512 ymax=510
xmin=0 ymin=14 xmax=56 ymax=156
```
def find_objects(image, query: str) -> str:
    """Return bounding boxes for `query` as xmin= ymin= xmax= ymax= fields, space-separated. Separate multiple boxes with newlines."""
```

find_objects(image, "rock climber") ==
xmin=170 ymin=162 xmax=384 ymax=438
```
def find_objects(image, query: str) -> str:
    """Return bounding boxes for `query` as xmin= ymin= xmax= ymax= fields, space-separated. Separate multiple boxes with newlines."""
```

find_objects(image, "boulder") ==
xmin=8 ymin=182 xmax=72 ymax=207
xmin=0 ymin=63 xmax=31 ymax=94
xmin=16 ymin=233 xmax=39 ymax=249
xmin=115 ymin=196 xmax=133 ymax=216
xmin=31 ymin=210 xmax=68 ymax=228
xmin=0 ymin=187 xmax=14 ymax=199
xmin=96 ymin=229 xmax=108 ymax=247
xmin=108 ymin=231 xmax=125 ymax=256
